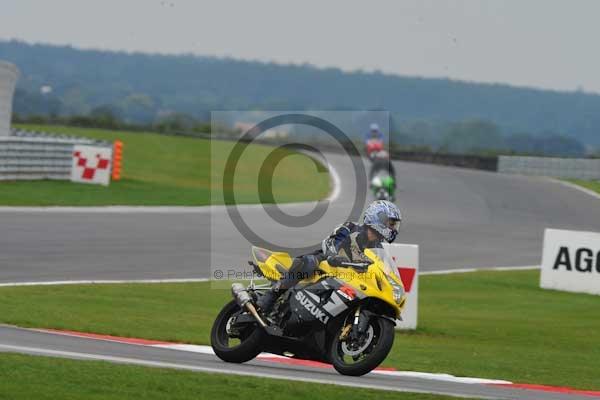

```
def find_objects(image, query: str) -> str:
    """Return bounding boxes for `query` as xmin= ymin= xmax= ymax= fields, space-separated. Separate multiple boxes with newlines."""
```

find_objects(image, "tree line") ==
xmin=2 ymin=39 xmax=600 ymax=150
xmin=12 ymin=111 xmax=592 ymax=158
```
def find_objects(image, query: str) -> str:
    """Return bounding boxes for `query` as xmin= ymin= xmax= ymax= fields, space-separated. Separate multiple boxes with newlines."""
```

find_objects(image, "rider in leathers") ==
xmin=257 ymin=200 xmax=402 ymax=314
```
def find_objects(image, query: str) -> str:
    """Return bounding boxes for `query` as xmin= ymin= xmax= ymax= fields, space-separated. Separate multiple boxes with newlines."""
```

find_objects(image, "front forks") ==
xmin=340 ymin=306 xmax=371 ymax=341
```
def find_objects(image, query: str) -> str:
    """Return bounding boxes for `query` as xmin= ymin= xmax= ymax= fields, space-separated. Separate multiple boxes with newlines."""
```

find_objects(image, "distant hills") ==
xmin=1 ymin=40 xmax=600 ymax=148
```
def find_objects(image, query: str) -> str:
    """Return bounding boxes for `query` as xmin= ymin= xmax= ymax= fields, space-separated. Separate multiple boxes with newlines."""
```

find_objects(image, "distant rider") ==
xmin=365 ymin=123 xmax=385 ymax=159
xmin=369 ymin=150 xmax=395 ymax=179
xmin=365 ymin=123 xmax=384 ymax=143
xmin=256 ymin=200 xmax=402 ymax=314
xmin=369 ymin=150 xmax=396 ymax=200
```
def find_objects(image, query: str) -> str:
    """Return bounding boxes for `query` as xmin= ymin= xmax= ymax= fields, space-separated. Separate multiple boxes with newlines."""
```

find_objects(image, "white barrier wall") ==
xmin=0 ymin=61 xmax=19 ymax=137
xmin=541 ymin=228 xmax=600 ymax=296
xmin=0 ymin=131 xmax=112 ymax=181
xmin=383 ymin=243 xmax=419 ymax=330
xmin=499 ymin=156 xmax=600 ymax=180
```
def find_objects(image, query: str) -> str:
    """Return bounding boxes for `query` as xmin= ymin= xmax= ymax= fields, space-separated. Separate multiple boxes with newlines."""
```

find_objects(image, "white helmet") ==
xmin=363 ymin=200 xmax=402 ymax=243
xmin=369 ymin=123 xmax=380 ymax=131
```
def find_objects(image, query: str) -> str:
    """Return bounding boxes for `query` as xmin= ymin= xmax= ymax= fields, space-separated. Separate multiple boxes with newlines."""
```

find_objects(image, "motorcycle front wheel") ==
xmin=211 ymin=300 xmax=264 ymax=363
xmin=329 ymin=316 xmax=395 ymax=376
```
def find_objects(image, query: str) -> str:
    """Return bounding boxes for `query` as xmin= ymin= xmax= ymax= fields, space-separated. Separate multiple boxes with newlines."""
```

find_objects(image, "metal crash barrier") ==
xmin=0 ymin=129 xmax=117 ymax=185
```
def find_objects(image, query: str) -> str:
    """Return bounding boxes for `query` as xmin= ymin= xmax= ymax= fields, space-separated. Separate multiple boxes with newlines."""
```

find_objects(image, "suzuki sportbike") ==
xmin=210 ymin=246 xmax=406 ymax=376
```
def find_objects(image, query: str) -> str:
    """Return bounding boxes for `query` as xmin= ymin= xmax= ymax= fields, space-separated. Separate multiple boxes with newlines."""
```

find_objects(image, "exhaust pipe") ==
xmin=231 ymin=283 xmax=268 ymax=328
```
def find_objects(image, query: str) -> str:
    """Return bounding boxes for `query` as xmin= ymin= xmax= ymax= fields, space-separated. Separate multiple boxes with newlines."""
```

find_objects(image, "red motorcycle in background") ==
xmin=365 ymin=138 xmax=384 ymax=160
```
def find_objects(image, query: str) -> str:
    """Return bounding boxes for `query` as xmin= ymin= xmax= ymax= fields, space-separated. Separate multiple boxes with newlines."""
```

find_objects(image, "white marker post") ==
xmin=383 ymin=243 xmax=419 ymax=330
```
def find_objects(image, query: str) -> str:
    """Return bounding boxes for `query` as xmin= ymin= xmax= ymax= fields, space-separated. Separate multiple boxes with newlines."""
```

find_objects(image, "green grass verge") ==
xmin=1 ymin=270 xmax=599 ymax=390
xmin=0 ymin=353 xmax=468 ymax=400
xmin=0 ymin=124 xmax=330 ymax=206
xmin=569 ymin=179 xmax=600 ymax=195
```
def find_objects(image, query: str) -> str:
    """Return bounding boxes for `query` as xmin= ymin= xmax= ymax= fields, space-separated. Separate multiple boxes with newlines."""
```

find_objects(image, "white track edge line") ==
xmin=547 ymin=178 xmax=600 ymax=201
xmin=152 ymin=343 xmax=510 ymax=384
xmin=31 ymin=328 xmax=511 ymax=385
xmin=420 ymin=265 xmax=539 ymax=275
xmin=0 ymin=278 xmax=210 ymax=287
xmin=0 ymin=343 xmax=488 ymax=399
xmin=325 ymin=157 xmax=341 ymax=202
xmin=0 ymin=204 xmax=309 ymax=213
xmin=0 ymin=266 xmax=539 ymax=287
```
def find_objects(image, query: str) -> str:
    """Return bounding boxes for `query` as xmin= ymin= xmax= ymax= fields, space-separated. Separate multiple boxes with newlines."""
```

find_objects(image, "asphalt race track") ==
xmin=1 ymin=155 xmax=600 ymax=283
xmin=1 ymin=155 xmax=600 ymax=399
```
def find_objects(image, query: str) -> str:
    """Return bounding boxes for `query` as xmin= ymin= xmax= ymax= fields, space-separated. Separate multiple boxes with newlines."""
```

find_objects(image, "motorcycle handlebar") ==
xmin=327 ymin=256 xmax=369 ymax=270
xmin=339 ymin=261 xmax=370 ymax=269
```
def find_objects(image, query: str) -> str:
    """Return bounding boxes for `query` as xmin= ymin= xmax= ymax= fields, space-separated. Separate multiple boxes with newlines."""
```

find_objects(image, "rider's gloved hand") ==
xmin=327 ymin=255 xmax=350 ymax=267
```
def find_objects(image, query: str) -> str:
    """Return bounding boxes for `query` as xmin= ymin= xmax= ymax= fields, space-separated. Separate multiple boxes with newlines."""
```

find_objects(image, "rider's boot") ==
xmin=256 ymin=281 xmax=283 ymax=315
xmin=257 ymin=255 xmax=317 ymax=315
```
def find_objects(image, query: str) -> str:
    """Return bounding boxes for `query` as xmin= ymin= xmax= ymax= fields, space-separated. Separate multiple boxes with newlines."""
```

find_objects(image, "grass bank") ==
xmin=0 ymin=124 xmax=330 ymax=206
xmin=0 ymin=353 xmax=468 ymax=400
xmin=1 ymin=270 xmax=599 ymax=389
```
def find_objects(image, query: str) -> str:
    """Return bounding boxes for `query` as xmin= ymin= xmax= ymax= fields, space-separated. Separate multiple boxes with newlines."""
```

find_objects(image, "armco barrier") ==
xmin=391 ymin=151 xmax=499 ymax=171
xmin=498 ymin=156 xmax=600 ymax=180
xmin=0 ymin=130 xmax=111 ymax=181
xmin=199 ymin=133 xmax=501 ymax=172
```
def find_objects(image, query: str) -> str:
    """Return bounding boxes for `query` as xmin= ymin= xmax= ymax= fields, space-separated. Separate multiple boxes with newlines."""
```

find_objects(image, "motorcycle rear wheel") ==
xmin=329 ymin=316 xmax=395 ymax=376
xmin=211 ymin=300 xmax=264 ymax=363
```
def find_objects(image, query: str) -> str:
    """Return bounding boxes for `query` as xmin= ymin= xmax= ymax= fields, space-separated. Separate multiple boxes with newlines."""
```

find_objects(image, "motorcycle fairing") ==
xmin=253 ymin=247 xmax=405 ymax=318
xmin=286 ymin=278 xmax=365 ymax=328
xmin=252 ymin=246 xmax=293 ymax=281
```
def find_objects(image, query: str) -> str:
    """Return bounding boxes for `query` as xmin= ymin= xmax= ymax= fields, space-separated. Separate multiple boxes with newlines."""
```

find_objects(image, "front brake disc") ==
xmin=341 ymin=325 xmax=374 ymax=357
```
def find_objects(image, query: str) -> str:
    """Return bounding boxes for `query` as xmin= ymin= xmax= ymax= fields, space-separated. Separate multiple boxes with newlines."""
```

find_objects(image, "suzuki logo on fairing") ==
xmin=295 ymin=291 xmax=330 ymax=324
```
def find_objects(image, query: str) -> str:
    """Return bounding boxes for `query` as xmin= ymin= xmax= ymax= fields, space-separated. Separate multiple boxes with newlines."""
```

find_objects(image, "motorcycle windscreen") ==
xmin=252 ymin=246 xmax=273 ymax=264
xmin=251 ymin=246 xmax=293 ymax=281
xmin=365 ymin=248 xmax=401 ymax=280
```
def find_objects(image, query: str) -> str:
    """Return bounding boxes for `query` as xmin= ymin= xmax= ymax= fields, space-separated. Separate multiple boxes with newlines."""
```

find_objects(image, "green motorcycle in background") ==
xmin=371 ymin=172 xmax=395 ymax=201
xmin=369 ymin=151 xmax=396 ymax=202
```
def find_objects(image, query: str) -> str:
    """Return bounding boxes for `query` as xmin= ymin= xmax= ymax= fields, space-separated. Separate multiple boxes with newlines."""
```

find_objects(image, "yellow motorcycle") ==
xmin=210 ymin=246 xmax=407 ymax=376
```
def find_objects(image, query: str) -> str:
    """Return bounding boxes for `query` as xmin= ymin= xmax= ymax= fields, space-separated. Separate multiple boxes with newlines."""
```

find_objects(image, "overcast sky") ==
xmin=2 ymin=0 xmax=599 ymax=93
